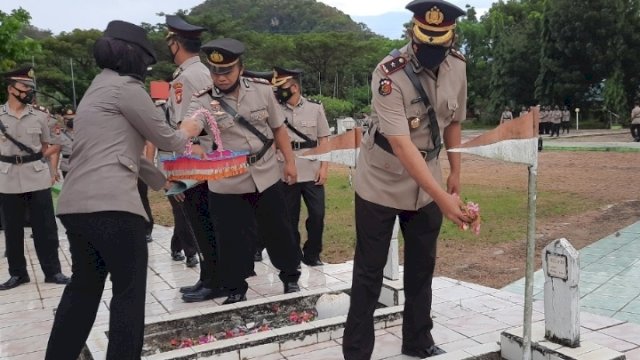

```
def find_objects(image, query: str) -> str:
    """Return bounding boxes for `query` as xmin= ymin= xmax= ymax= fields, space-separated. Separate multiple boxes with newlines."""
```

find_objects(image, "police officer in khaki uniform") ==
xmin=342 ymin=1 xmax=471 ymax=358
xmin=550 ymin=105 xmax=562 ymax=137
xmin=631 ymin=101 xmax=640 ymax=141
xmin=160 ymin=15 xmax=207 ymax=267
xmin=0 ymin=66 xmax=70 ymax=290
xmin=519 ymin=105 xmax=529 ymax=118
xmin=186 ymin=38 xmax=301 ymax=304
xmin=561 ymin=105 xmax=571 ymax=134
xmin=500 ymin=106 xmax=513 ymax=124
xmin=272 ymin=67 xmax=331 ymax=266
xmin=59 ymin=108 xmax=74 ymax=178
xmin=165 ymin=14 xmax=231 ymax=303
xmin=44 ymin=21 xmax=201 ymax=360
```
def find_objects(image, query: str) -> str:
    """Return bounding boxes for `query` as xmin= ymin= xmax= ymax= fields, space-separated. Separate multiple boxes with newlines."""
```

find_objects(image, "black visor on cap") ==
xmin=104 ymin=20 xmax=157 ymax=64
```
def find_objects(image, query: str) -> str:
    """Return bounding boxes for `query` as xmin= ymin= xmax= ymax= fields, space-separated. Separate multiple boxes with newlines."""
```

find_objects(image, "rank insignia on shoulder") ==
xmin=380 ymin=56 xmax=408 ymax=75
xmin=378 ymin=78 xmax=393 ymax=96
xmin=194 ymin=86 xmax=213 ymax=98
xmin=450 ymin=48 xmax=466 ymax=62
xmin=244 ymin=77 xmax=271 ymax=85
xmin=307 ymin=98 xmax=322 ymax=105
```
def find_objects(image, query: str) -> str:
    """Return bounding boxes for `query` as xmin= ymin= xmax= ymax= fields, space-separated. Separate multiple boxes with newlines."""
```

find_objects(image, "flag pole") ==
xmin=523 ymin=162 xmax=538 ymax=360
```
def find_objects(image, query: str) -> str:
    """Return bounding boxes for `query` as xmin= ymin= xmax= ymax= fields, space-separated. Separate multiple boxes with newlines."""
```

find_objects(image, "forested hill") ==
xmin=188 ymin=0 xmax=373 ymax=35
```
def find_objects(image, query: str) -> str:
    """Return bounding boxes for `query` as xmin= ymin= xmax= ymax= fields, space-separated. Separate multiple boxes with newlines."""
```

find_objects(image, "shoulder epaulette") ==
xmin=33 ymin=104 xmax=49 ymax=113
xmin=450 ymin=49 xmax=466 ymax=62
xmin=245 ymin=77 xmax=272 ymax=86
xmin=380 ymin=55 xmax=408 ymax=75
xmin=307 ymin=98 xmax=322 ymax=105
xmin=0 ymin=105 xmax=6 ymax=114
xmin=194 ymin=86 xmax=213 ymax=98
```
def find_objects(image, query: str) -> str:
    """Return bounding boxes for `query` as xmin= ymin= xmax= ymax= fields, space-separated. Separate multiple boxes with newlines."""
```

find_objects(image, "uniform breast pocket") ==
xmin=368 ymin=144 xmax=405 ymax=175
xmin=216 ymin=115 xmax=235 ymax=130
xmin=300 ymin=120 xmax=317 ymax=136
xmin=27 ymin=127 xmax=42 ymax=143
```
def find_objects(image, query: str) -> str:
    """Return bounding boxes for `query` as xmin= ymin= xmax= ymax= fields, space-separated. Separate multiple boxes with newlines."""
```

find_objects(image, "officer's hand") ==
xmin=172 ymin=192 xmax=186 ymax=202
xmin=315 ymin=166 xmax=328 ymax=186
xmin=189 ymin=144 xmax=207 ymax=159
xmin=283 ymin=161 xmax=297 ymax=185
xmin=446 ymin=174 xmax=460 ymax=195
xmin=435 ymin=192 xmax=470 ymax=227
xmin=180 ymin=117 xmax=201 ymax=138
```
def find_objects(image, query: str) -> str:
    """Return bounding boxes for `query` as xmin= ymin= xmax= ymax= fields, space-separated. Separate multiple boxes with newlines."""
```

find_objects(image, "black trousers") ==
xmin=209 ymin=181 xmax=301 ymax=294
xmin=551 ymin=123 xmax=561 ymax=137
xmin=561 ymin=121 xmax=570 ymax=133
xmin=137 ymin=179 xmax=154 ymax=236
xmin=631 ymin=124 xmax=640 ymax=140
xmin=168 ymin=195 xmax=197 ymax=257
xmin=284 ymin=181 xmax=325 ymax=260
xmin=0 ymin=189 xmax=62 ymax=278
xmin=46 ymin=212 xmax=148 ymax=360
xmin=181 ymin=183 xmax=220 ymax=288
xmin=343 ymin=194 xmax=443 ymax=360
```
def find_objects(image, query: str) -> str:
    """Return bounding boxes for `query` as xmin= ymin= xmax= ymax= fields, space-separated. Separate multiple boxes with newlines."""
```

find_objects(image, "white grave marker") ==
xmin=542 ymin=238 xmax=580 ymax=347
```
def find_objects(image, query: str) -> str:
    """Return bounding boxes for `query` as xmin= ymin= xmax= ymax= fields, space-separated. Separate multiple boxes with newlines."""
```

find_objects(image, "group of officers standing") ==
xmin=1 ymin=0 xmax=475 ymax=359
xmin=501 ymin=105 xmax=571 ymax=136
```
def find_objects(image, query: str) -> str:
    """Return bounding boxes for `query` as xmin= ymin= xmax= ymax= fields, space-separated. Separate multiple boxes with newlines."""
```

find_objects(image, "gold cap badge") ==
xmin=425 ymin=6 xmax=444 ymax=25
xmin=209 ymin=51 xmax=224 ymax=64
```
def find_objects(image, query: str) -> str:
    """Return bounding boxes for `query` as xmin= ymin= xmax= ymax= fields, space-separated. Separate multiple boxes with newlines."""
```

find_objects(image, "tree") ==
xmin=0 ymin=8 xmax=40 ymax=71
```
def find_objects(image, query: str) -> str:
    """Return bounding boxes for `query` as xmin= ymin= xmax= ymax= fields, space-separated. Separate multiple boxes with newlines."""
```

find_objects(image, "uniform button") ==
xmin=128 ymin=165 xmax=133 ymax=169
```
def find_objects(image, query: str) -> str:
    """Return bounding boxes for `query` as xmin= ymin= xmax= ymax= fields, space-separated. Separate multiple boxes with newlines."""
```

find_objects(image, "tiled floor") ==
xmin=503 ymin=221 xmax=640 ymax=324
xmin=2 ymin=220 xmax=640 ymax=359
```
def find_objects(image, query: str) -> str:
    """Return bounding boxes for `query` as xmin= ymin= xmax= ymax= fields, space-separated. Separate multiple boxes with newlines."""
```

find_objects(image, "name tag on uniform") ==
xmin=27 ymin=127 xmax=42 ymax=134
xmin=250 ymin=109 xmax=268 ymax=122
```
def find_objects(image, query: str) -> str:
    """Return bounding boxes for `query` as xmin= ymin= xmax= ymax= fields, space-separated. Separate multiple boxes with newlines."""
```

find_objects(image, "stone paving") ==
xmin=1 ymin=221 xmax=640 ymax=359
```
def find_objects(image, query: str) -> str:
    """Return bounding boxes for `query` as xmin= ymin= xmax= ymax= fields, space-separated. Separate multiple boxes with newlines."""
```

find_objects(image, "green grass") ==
xmin=146 ymin=169 xmax=598 ymax=263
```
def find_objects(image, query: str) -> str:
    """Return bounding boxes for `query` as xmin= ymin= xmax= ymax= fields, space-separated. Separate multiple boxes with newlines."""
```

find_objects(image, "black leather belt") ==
xmin=247 ymin=139 xmax=274 ymax=165
xmin=62 ymin=154 xmax=70 ymax=159
xmin=373 ymin=130 xmax=440 ymax=162
xmin=0 ymin=152 xmax=43 ymax=164
xmin=291 ymin=140 xmax=317 ymax=150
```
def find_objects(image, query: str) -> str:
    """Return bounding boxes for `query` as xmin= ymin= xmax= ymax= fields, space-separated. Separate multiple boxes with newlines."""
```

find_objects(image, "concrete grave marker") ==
xmin=543 ymin=238 xmax=580 ymax=347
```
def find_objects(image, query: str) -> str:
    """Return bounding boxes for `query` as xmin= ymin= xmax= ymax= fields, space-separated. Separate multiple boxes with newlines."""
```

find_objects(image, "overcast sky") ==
xmin=1 ymin=0 xmax=494 ymax=34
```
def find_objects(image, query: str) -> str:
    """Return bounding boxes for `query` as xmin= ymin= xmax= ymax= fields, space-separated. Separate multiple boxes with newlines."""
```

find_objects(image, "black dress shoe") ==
xmin=44 ymin=273 xmax=70 ymax=285
xmin=0 ymin=275 xmax=30 ymax=290
xmin=284 ymin=282 xmax=300 ymax=294
xmin=171 ymin=251 xmax=185 ymax=261
xmin=185 ymin=255 xmax=199 ymax=268
xmin=181 ymin=287 xmax=227 ymax=303
xmin=302 ymin=257 xmax=324 ymax=267
xmin=253 ymin=250 xmax=263 ymax=262
xmin=145 ymin=234 xmax=153 ymax=243
xmin=222 ymin=293 xmax=247 ymax=304
xmin=401 ymin=345 xmax=446 ymax=358
xmin=180 ymin=280 xmax=203 ymax=294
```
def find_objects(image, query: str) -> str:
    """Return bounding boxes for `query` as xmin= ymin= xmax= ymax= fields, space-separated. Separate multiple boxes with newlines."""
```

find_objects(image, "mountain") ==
xmin=189 ymin=0 xmax=375 ymax=35
xmin=353 ymin=11 xmax=412 ymax=40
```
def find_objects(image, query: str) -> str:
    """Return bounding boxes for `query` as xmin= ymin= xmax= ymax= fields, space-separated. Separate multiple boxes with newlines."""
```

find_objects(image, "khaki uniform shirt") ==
xmin=519 ymin=110 xmax=529 ymax=117
xmin=501 ymin=111 xmax=513 ymax=121
xmin=187 ymin=77 xmax=285 ymax=194
xmin=0 ymin=104 xmax=53 ymax=194
xmin=561 ymin=110 xmax=570 ymax=122
xmin=355 ymin=43 xmax=467 ymax=211
xmin=59 ymin=130 xmax=73 ymax=172
xmin=631 ymin=106 xmax=640 ymax=125
xmin=551 ymin=110 xmax=562 ymax=124
xmin=160 ymin=56 xmax=214 ymax=157
xmin=539 ymin=110 xmax=549 ymax=123
xmin=279 ymin=97 xmax=331 ymax=183
xmin=57 ymin=69 xmax=188 ymax=220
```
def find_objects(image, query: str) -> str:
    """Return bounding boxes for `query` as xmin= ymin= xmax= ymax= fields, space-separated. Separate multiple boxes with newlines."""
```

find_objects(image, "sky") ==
xmin=1 ymin=0 xmax=494 ymax=35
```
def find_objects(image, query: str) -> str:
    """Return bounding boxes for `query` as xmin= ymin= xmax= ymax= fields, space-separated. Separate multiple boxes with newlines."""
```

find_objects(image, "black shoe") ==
xmin=181 ymin=287 xmax=227 ymax=303
xmin=302 ymin=257 xmax=324 ymax=267
xmin=0 ymin=275 xmax=30 ymax=290
xmin=284 ymin=282 xmax=300 ymax=294
xmin=253 ymin=250 xmax=263 ymax=262
xmin=179 ymin=280 xmax=203 ymax=294
xmin=44 ymin=273 xmax=70 ymax=285
xmin=171 ymin=251 xmax=185 ymax=261
xmin=145 ymin=234 xmax=153 ymax=243
xmin=401 ymin=345 xmax=446 ymax=358
xmin=222 ymin=293 xmax=247 ymax=304
xmin=185 ymin=255 xmax=199 ymax=268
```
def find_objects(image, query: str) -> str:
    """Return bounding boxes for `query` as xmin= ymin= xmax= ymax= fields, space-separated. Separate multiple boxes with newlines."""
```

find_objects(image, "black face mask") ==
xmin=412 ymin=41 xmax=451 ymax=70
xmin=275 ymin=86 xmax=294 ymax=104
xmin=12 ymin=86 xmax=35 ymax=105
xmin=167 ymin=40 xmax=179 ymax=63
xmin=66 ymin=119 xmax=74 ymax=129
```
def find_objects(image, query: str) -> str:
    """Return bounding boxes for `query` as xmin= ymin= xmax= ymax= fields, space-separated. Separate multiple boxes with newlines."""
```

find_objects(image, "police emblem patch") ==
xmin=378 ymin=78 xmax=392 ymax=96
xmin=174 ymin=82 xmax=183 ymax=104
